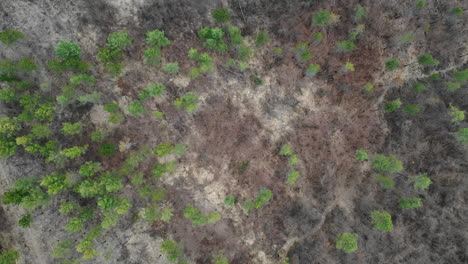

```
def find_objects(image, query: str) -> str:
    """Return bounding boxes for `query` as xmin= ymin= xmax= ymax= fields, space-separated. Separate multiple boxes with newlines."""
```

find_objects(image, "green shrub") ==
xmin=280 ymin=145 xmax=294 ymax=156
xmin=98 ymin=172 xmax=123 ymax=193
xmin=228 ymin=26 xmax=244 ymax=46
xmin=305 ymin=63 xmax=321 ymax=77
xmin=286 ymin=168 xmax=300 ymax=184
xmin=34 ymin=103 xmax=55 ymax=122
xmin=18 ymin=214 xmax=32 ymax=228
xmin=312 ymin=10 xmax=339 ymax=26
xmin=62 ymin=122 xmax=81 ymax=135
xmin=455 ymin=127 xmax=468 ymax=143
xmin=255 ymin=31 xmax=269 ymax=47
xmin=30 ymin=124 xmax=51 ymax=139
xmin=212 ymin=251 xmax=229 ymax=264
xmin=198 ymin=27 xmax=227 ymax=51
xmin=244 ymin=189 xmax=272 ymax=211
xmin=273 ymin=47 xmax=283 ymax=56
xmin=143 ymin=47 xmax=162 ymax=65
xmin=344 ymin=62 xmax=355 ymax=72
xmin=1 ymin=141 xmax=17 ymax=159
xmin=0 ymin=87 xmax=17 ymax=103
xmin=385 ymin=99 xmax=402 ymax=112
xmin=152 ymin=161 xmax=177 ymax=178
xmin=17 ymin=58 xmax=37 ymax=72
xmin=418 ymin=54 xmax=439 ymax=66
xmin=138 ymin=83 xmax=165 ymax=100
xmin=399 ymin=34 xmax=415 ymax=45
xmin=355 ymin=149 xmax=368 ymax=160
xmin=41 ymin=172 xmax=69 ymax=195
xmin=313 ymin=32 xmax=324 ymax=44
xmin=173 ymin=93 xmax=198 ymax=113
xmin=445 ymin=82 xmax=461 ymax=92
xmin=77 ymin=91 xmax=100 ymax=103
xmin=403 ymin=104 xmax=422 ymax=115
xmin=452 ymin=7 xmax=463 ymax=17
xmin=59 ymin=201 xmax=80 ymax=214
xmin=336 ymin=232 xmax=358 ymax=253
xmin=450 ymin=105 xmax=465 ymax=125
xmin=212 ymin=8 xmax=231 ymax=24
xmin=52 ymin=240 xmax=72 ymax=259
xmin=250 ymin=75 xmax=263 ymax=86
xmin=55 ymin=41 xmax=81 ymax=59
xmin=79 ymin=161 xmax=102 ymax=177
xmin=416 ymin=1 xmax=425 ymax=8
xmin=453 ymin=69 xmax=468 ymax=82
xmin=187 ymin=67 xmax=201 ymax=79
xmin=161 ymin=239 xmax=184 ymax=263
xmin=428 ymin=73 xmax=440 ymax=80
xmin=154 ymin=142 xmax=174 ymax=157
xmin=70 ymin=74 xmax=94 ymax=86
xmin=294 ymin=42 xmax=311 ymax=63
xmin=127 ymin=100 xmax=146 ymax=116
xmin=0 ymin=29 xmax=25 ymax=46
xmin=75 ymin=180 xmax=100 ymax=198
xmin=412 ymin=82 xmax=426 ymax=93
xmin=116 ymin=199 xmax=132 ymax=215
xmin=371 ymin=210 xmax=393 ymax=232
xmin=91 ymin=130 xmax=106 ymax=142
xmin=3 ymin=178 xmax=49 ymax=209
xmin=49 ymin=41 xmax=88 ymax=73
xmin=107 ymin=31 xmax=132 ymax=50
xmin=183 ymin=205 xmax=220 ymax=226
xmin=385 ymin=59 xmax=399 ymax=71
xmin=163 ymin=63 xmax=179 ymax=75
xmin=97 ymin=195 xmax=119 ymax=210
xmin=108 ymin=111 xmax=123 ymax=124
xmin=150 ymin=187 xmax=166 ymax=202
xmin=237 ymin=45 xmax=253 ymax=61
xmin=0 ymin=250 xmax=20 ymax=264
xmin=146 ymin=30 xmax=170 ymax=48
xmin=224 ymin=196 xmax=235 ymax=206
xmin=99 ymin=142 xmax=117 ymax=156
xmin=374 ymin=174 xmax=395 ymax=189
xmin=153 ymin=111 xmax=164 ymax=119
xmin=60 ymin=145 xmax=88 ymax=159
xmin=372 ymin=154 xmax=403 ymax=174
xmin=336 ymin=41 xmax=356 ymax=52
xmin=354 ymin=4 xmax=367 ymax=20
xmin=288 ymin=154 xmax=299 ymax=165
xmin=412 ymin=173 xmax=432 ymax=190
xmin=400 ymin=197 xmax=422 ymax=209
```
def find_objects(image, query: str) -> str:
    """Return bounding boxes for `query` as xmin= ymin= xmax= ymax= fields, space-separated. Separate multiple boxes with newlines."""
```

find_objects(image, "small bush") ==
xmin=453 ymin=69 xmax=468 ymax=82
xmin=31 ymin=124 xmax=51 ymax=139
xmin=255 ymin=31 xmax=269 ymax=47
xmin=412 ymin=173 xmax=432 ymax=190
xmin=306 ymin=64 xmax=321 ymax=77
xmin=52 ymin=240 xmax=72 ymax=259
xmin=152 ymin=162 xmax=177 ymax=178
xmin=313 ymin=32 xmax=324 ymax=44
xmin=62 ymin=122 xmax=81 ymax=135
xmin=363 ymin=83 xmax=374 ymax=92
xmin=374 ymin=174 xmax=395 ymax=189
xmin=0 ymin=250 xmax=20 ymax=264
xmin=146 ymin=30 xmax=170 ymax=48
xmin=312 ymin=10 xmax=339 ymax=26
xmin=59 ymin=201 xmax=80 ymax=214
xmin=0 ymin=29 xmax=25 ymax=46
xmin=371 ymin=210 xmax=393 ymax=232
xmin=445 ymin=82 xmax=461 ymax=92
xmin=212 ymin=8 xmax=231 ymax=24
xmin=354 ymin=4 xmax=367 ymax=21
xmin=385 ymin=59 xmax=399 ymax=71
xmin=116 ymin=199 xmax=132 ymax=215
xmin=238 ymin=45 xmax=253 ymax=61
xmin=138 ymin=83 xmax=165 ymax=100
xmin=153 ymin=111 xmax=164 ymax=119
xmin=18 ymin=214 xmax=32 ymax=228
xmin=224 ymin=196 xmax=235 ymax=206
xmin=286 ymin=168 xmax=300 ymax=184
xmin=355 ymin=149 xmax=368 ymax=160
xmin=91 ymin=130 xmax=106 ymax=142
xmin=428 ymin=73 xmax=440 ymax=80
xmin=97 ymin=195 xmax=119 ymax=210
xmin=372 ymin=154 xmax=403 ymax=174
xmin=294 ymin=42 xmax=311 ymax=63
xmin=336 ymin=41 xmax=356 ymax=52
xmin=418 ymin=54 xmax=439 ymax=66
xmin=400 ymin=197 xmax=422 ymax=209
xmin=161 ymin=239 xmax=184 ymax=262
xmin=70 ymin=74 xmax=94 ymax=86
xmin=127 ymin=100 xmax=146 ymax=116
xmin=154 ymin=142 xmax=174 ymax=157
xmin=336 ymin=232 xmax=358 ymax=253
xmin=412 ymin=82 xmax=426 ymax=93
xmin=79 ymin=161 xmax=102 ymax=177
xmin=198 ymin=27 xmax=227 ymax=51
xmin=107 ymin=31 xmax=132 ymax=50
xmin=344 ymin=62 xmax=355 ymax=72
xmin=173 ymin=93 xmax=198 ymax=113
xmin=450 ymin=105 xmax=465 ymax=124
xmin=99 ymin=142 xmax=117 ymax=157
xmin=403 ymin=104 xmax=422 ymax=115
xmin=280 ymin=145 xmax=294 ymax=156
xmin=385 ymin=99 xmax=402 ymax=112
xmin=416 ymin=1 xmax=425 ymax=8
xmin=228 ymin=26 xmax=244 ymax=46
xmin=101 ymin=212 xmax=119 ymax=229
xmin=17 ymin=58 xmax=37 ymax=72
xmin=143 ymin=47 xmax=162 ymax=65
xmin=452 ymin=7 xmax=463 ymax=17
xmin=163 ymin=63 xmax=179 ymax=75
xmin=288 ymin=154 xmax=299 ymax=165
xmin=41 ymin=172 xmax=69 ymax=195
xmin=55 ymin=40 xmax=81 ymax=59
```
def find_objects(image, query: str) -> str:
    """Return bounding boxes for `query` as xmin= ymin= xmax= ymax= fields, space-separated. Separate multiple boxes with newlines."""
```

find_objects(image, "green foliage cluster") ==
xmin=18 ymin=214 xmax=32 ymax=228
xmin=76 ymin=226 xmax=102 ymax=259
xmin=0 ymin=250 xmax=20 ymax=264
xmin=41 ymin=172 xmax=69 ymax=195
xmin=255 ymin=31 xmax=269 ymax=47
xmin=174 ymin=92 xmax=198 ymax=113
xmin=412 ymin=173 xmax=432 ymax=190
xmin=75 ymin=172 xmax=122 ymax=199
xmin=455 ymin=127 xmax=468 ymax=143
xmin=98 ymin=31 xmax=132 ymax=75
xmin=403 ymin=104 xmax=422 ymax=116
xmin=372 ymin=154 xmax=403 ymax=174
xmin=354 ymin=4 xmax=367 ymax=21
xmin=58 ymin=144 xmax=88 ymax=159
xmin=445 ymin=82 xmax=461 ymax=92
xmin=250 ymin=75 xmax=264 ymax=86
xmin=385 ymin=98 xmax=402 ymax=112
xmin=243 ymin=189 xmax=272 ymax=211
xmin=127 ymin=100 xmax=146 ymax=116
xmin=99 ymin=142 xmax=117 ymax=156
xmin=418 ymin=54 xmax=439 ymax=67
xmin=279 ymin=145 xmax=301 ymax=184
xmin=91 ymin=130 xmax=107 ymax=142
xmin=336 ymin=232 xmax=358 ymax=253
xmin=212 ymin=8 xmax=231 ymax=24
xmin=355 ymin=149 xmax=368 ymax=160
xmin=118 ymin=146 xmax=152 ymax=175
xmin=374 ymin=174 xmax=395 ymax=189
xmin=79 ymin=161 xmax=102 ymax=177
xmin=412 ymin=82 xmax=426 ymax=93
xmin=385 ymin=59 xmax=399 ymax=71
xmin=144 ymin=30 xmax=170 ymax=65
xmin=97 ymin=195 xmax=119 ymax=210
xmin=3 ymin=177 xmax=49 ymax=210
xmin=52 ymin=240 xmax=72 ymax=259
xmin=371 ymin=210 xmax=393 ymax=232
xmin=164 ymin=63 xmax=179 ymax=75
xmin=65 ymin=208 xmax=95 ymax=232
xmin=294 ymin=42 xmax=312 ymax=63
xmin=48 ymin=40 xmax=89 ymax=73
xmin=399 ymin=197 xmax=422 ymax=209
xmin=453 ymin=69 xmax=468 ymax=82
xmin=0 ymin=117 xmax=20 ymax=158
xmin=154 ymin=142 xmax=183 ymax=157
xmin=183 ymin=205 xmax=221 ymax=226
xmin=313 ymin=32 xmax=324 ymax=44
xmin=452 ymin=7 xmax=463 ymax=17
xmin=336 ymin=40 xmax=356 ymax=52
xmin=228 ymin=26 xmax=244 ymax=46
xmin=138 ymin=83 xmax=166 ymax=100
xmin=312 ymin=10 xmax=339 ymax=26
xmin=198 ymin=27 xmax=227 ymax=51
xmin=224 ymin=195 xmax=235 ymax=206
xmin=143 ymin=206 xmax=173 ymax=223
xmin=416 ymin=1 xmax=426 ymax=8
xmin=161 ymin=239 xmax=186 ymax=263
xmin=306 ymin=63 xmax=321 ymax=77
xmin=61 ymin=122 xmax=81 ymax=135
xmin=0 ymin=29 xmax=25 ymax=46
xmin=212 ymin=251 xmax=229 ymax=264
xmin=188 ymin=49 xmax=215 ymax=78
xmin=17 ymin=58 xmax=37 ymax=72
xmin=59 ymin=201 xmax=80 ymax=215
xmin=103 ymin=102 xmax=123 ymax=124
